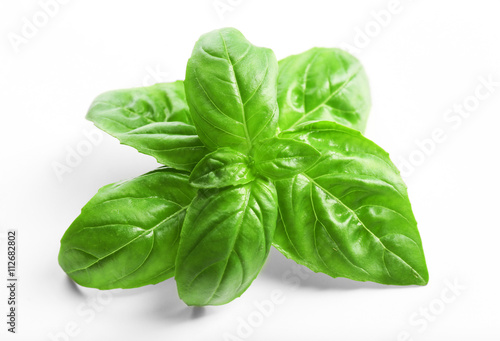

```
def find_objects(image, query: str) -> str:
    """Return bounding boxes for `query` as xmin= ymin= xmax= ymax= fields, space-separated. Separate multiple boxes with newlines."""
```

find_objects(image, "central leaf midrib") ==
xmin=204 ymin=183 xmax=252 ymax=304
xmin=302 ymin=173 xmax=424 ymax=282
xmin=219 ymin=32 xmax=252 ymax=152
xmin=289 ymin=67 xmax=362 ymax=130
xmin=66 ymin=206 xmax=188 ymax=274
xmin=309 ymin=183 xmax=371 ymax=277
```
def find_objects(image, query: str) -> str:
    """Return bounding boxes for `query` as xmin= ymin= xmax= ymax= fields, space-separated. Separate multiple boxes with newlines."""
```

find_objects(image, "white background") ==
xmin=1 ymin=0 xmax=499 ymax=340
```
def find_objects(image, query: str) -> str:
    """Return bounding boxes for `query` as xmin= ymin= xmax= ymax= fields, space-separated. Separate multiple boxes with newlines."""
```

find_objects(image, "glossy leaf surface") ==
xmin=185 ymin=28 xmax=279 ymax=154
xmin=252 ymin=137 xmax=320 ymax=180
xmin=273 ymin=121 xmax=428 ymax=285
xmin=175 ymin=178 xmax=277 ymax=305
xmin=189 ymin=147 xmax=255 ymax=188
xmin=59 ymin=168 xmax=197 ymax=289
xmin=87 ymin=81 xmax=208 ymax=171
xmin=278 ymin=48 xmax=371 ymax=133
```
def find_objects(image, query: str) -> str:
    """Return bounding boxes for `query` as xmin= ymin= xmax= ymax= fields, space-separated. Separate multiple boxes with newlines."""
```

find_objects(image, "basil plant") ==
xmin=59 ymin=28 xmax=428 ymax=306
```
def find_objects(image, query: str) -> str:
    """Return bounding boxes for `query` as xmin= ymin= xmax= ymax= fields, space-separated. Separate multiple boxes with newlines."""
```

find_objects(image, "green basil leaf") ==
xmin=87 ymin=81 xmax=208 ymax=171
xmin=175 ymin=178 xmax=278 ymax=306
xmin=185 ymin=28 xmax=279 ymax=154
xmin=252 ymin=137 xmax=320 ymax=180
xmin=189 ymin=147 xmax=255 ymax=188
xmin=278 ymin=48 xmax=371 ymax=133
xmin=273 ymin=121 xmax=428 ymax=285
xmin=58 ymin=167 xmax=197 ymax=289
